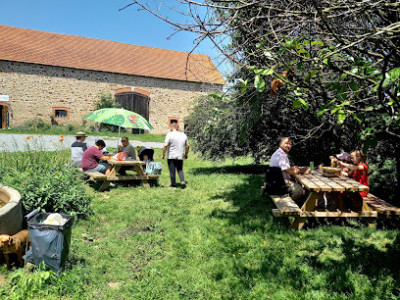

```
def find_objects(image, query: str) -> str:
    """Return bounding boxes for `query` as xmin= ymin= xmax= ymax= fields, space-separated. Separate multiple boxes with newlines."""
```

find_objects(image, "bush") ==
xmin=186 ymin=94 xmax=247 ymax=161
xmin=22 ymin=118 xmax=52 ymax=131
xmin=0 ymin=148 xmax=92 ymax=218
xmin=94 ymin=92 xmax=121 ymax=132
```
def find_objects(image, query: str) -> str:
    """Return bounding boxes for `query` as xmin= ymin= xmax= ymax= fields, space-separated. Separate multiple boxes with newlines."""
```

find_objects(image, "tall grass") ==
xmin=0 ymin=137 xmax=92 ymax=216
xmin=1 ymin=151 xmax=399 ymax=299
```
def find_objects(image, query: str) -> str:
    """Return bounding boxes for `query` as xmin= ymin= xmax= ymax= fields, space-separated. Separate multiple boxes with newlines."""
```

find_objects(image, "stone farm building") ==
xmin=0 ymin=25 xmax=225 ymax=134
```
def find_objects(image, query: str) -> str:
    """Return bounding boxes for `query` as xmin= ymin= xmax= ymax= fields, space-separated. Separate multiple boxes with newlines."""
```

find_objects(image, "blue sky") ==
xmin=0 ymin=0 xmax=229 ymax=76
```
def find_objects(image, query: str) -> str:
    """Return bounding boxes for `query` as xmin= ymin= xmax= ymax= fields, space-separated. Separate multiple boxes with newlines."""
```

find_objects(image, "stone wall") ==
xmin=0 ymin=60 xmax=223 ymax=134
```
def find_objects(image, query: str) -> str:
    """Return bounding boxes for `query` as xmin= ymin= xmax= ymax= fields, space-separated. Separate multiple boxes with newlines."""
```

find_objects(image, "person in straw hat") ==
xmin=70 ymin=131 xmax=88 ymax=167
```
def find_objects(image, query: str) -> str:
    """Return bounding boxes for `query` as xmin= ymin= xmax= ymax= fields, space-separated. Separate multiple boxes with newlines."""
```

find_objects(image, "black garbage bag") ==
xmin=27 ymin=213 xmax=73 ymax=273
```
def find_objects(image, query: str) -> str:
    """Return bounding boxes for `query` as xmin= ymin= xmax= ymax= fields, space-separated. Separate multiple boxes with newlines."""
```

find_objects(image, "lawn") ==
xmin=1 ymin=150 xmax=400 ymax=299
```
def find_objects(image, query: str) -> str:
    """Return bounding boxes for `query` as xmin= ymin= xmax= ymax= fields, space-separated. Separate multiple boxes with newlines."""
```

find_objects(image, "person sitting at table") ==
xmin=330 ymin=151 xmax=351 ymax=176
xmin=95 ymin=138 xmax=109 ymax=154
xmin=81 ymin=139 xmax=113 ymax=175
xmin=269 ymin=137 xmax=310 ymax=201
xmin=330 ymin=149 xmax=368 ymax=211
xmin=334 ymin=150 xmax=369 ymax=197
xmin=137 ymin=146 xmax=154 ymax=171
xmin=117 ymin=136 xmax=137 ymax=175
xmin=70 ymin=132 xmax=88 ymax=167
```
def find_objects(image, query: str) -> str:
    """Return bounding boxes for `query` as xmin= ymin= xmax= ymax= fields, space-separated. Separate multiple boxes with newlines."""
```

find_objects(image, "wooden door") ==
xmin=0 ymin=105 xmax=8 ymax=129
xmin=115 ymin=92 xmax=150 ymax=120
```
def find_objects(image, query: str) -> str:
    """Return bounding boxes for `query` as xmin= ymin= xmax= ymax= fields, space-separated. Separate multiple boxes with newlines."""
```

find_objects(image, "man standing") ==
xmin=70 ymin=132 xmax=88 ymax=167
xmin=269 ymin=137 xmax=310 ymax=200
xmin=162 ymin=121 xmax=190 ymax=188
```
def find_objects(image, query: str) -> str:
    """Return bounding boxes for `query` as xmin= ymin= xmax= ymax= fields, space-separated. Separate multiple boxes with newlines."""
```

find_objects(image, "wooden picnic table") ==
xmin=272 ymin=170 xmax=377 ymax=230
xmin=84 ymin=160 xmax=159 ymax=191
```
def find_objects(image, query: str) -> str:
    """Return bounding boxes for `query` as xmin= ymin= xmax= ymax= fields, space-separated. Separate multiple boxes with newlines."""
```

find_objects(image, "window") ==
xmin=168 ymin=117 xmax=180 ymax=127
xmin=55 ymin=110 xmax=68 ymax=118
xmin=52 ymin=107 xmax=70 ymax=119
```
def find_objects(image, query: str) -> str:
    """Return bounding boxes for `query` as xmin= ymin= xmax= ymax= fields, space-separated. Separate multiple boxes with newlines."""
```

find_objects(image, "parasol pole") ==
xmin=117 ymin=125 xmax=121 ymax=151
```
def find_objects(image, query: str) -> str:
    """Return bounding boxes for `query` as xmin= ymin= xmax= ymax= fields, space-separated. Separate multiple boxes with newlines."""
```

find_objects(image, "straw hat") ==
xmin=76 ymin=131 xmax=87 ymax=137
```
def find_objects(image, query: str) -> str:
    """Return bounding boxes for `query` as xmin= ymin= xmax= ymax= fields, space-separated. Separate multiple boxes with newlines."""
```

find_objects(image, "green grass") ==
xmin=1 ymin=150 xmax=400 ymax=299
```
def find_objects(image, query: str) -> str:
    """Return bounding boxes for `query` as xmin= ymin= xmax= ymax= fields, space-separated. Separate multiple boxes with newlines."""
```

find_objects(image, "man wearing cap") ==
xmin=71 ymin=132 xmax=88 ymax=167
xmin=162 ymin=121 xmax=190 ymax=188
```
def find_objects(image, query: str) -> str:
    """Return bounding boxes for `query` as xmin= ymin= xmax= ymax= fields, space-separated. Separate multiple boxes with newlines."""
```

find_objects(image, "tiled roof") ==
xmin=0 ymin=25 xmax=225 ymax=85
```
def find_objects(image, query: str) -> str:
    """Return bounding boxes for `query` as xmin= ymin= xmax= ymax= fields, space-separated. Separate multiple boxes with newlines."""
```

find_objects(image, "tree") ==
xmin=123 ymin=1 xmax=399 ymax=200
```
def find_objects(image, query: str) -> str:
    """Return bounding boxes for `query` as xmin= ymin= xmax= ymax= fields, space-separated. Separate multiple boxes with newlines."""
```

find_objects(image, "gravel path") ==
xmin=0 ymin=133 xmax=164 ymax=152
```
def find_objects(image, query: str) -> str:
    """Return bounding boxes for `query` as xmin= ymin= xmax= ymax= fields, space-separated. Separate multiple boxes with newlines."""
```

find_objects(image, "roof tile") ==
xmin=0 ymin=25 xmax=225 ymax=85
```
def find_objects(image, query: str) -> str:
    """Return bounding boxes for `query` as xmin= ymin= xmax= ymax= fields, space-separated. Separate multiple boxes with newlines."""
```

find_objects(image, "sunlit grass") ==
xmin=1 ymin=151 xmax=399 ymax=299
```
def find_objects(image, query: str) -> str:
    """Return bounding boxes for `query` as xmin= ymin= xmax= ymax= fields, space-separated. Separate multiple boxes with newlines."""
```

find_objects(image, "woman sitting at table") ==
xmin=81 ymin=139 xmax=113 ymax=175
xmin=117 ymin=137 xmax=137 ymax=175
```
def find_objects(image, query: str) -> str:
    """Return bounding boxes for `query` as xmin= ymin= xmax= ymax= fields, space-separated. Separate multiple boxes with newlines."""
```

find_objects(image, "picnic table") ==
xmin=270 ymin=170 xmax=378 ymax=230
xmin=83 ymin=160 xmax=159 ymax=191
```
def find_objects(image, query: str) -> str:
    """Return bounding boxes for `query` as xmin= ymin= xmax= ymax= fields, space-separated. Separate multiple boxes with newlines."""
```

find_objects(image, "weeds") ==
xmin=0 ymin=137 xmax=92 ymax=217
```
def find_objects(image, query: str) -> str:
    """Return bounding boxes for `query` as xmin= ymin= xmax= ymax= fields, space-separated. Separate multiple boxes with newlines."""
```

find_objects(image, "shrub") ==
xmin=22 ymin=118 xmax=52 ymax=131
xmin=0 ymin=145 xmax=92 ymax=218
xmin=93 ymin=92 xmax=121 ymax=132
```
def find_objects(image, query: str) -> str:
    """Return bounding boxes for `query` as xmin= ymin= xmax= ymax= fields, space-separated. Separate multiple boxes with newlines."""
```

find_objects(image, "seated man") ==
xmin=70 ymin=132 xmax=88 ymax=167
xmin=95 ymin=138 xmax=108 ymax=154
xmin=81 ymin=139 xmax=112 ymax=175
xmin=269 ymin=137 xmax=310 ymax=201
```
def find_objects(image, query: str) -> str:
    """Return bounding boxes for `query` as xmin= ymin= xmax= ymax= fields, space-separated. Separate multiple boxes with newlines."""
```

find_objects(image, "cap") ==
xmin=336 ymin=152 xmax=351 ymax=161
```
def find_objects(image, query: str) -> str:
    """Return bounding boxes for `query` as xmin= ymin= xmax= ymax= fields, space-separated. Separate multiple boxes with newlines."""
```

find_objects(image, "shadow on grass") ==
xmin=193 ymin=166 xmax=400 ymax=299
xmin=191 ymin=164 xmax=289 ymax=233
xmin=318 ymin=234 xmax=400 ymax=295
xmin=191 ymin=164 xmax=266 ymax=176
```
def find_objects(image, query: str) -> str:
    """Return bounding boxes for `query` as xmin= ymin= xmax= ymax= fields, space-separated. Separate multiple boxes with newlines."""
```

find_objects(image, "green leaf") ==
xmin=349 ymin=112 xmax=362 ymax=123
xmin=293 ymin=99 xmax=302 ymax=109
xmin=349 ymin=81 xmax=358 ymax=92
xmin=365 ymin=68 xmax=381 ymax=77
xmin=293 ymin=98 xmax=308 ymax=110
xmin=305 ymin=70 xmax=317 ymax=81
xmin=254 ymin=75 xmax=265 ymax=92
xmin=260 ymin=68 xmax=274 ymax=76
xmin=337 ymin=112 xmax=346 ymax=125
xmin=311 ymin=40 xmax=324 ymax=46
xmin=317 ymin=108 xmax=329 ymax=116
xmin=350 ymin=66 xmax=358 ymax=74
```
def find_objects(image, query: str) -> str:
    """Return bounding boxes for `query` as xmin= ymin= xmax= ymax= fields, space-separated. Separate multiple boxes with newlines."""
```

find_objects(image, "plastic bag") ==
xmin=42 ymin=213 xmax=68 ymax=226
xmin=145 ymin=161 xmax=162 ymax=175
xmin=112 ymin=152 xmax=127 ymax=161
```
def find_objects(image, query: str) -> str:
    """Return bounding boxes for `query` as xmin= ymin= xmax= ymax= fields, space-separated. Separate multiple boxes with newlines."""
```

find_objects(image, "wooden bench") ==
xmin=79 ymin=168 xmax=159 ymax=191
xmin=364 ymin=193 xmax=400 ymax=216
xmin=269 ymin=194 xmax=302 ymax=216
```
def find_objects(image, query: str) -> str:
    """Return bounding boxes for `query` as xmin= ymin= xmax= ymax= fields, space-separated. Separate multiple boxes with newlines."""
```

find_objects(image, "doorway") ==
xmin=0 ymin=104 xmax=9 ymax=129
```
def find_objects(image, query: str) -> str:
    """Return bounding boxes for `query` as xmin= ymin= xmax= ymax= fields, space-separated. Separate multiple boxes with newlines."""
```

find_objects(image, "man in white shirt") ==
xmin=162 ymin=121 xmax=190 ymax=188
xmin=270 ymin=137 xmax=310 ymax=200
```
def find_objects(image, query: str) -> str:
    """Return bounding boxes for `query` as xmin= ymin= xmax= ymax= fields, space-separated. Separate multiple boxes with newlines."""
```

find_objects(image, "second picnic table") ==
xmin=271 ymin=170 xmax=378 ymax=230
xmin=84 ymin=160 xmax=159 ymax=191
